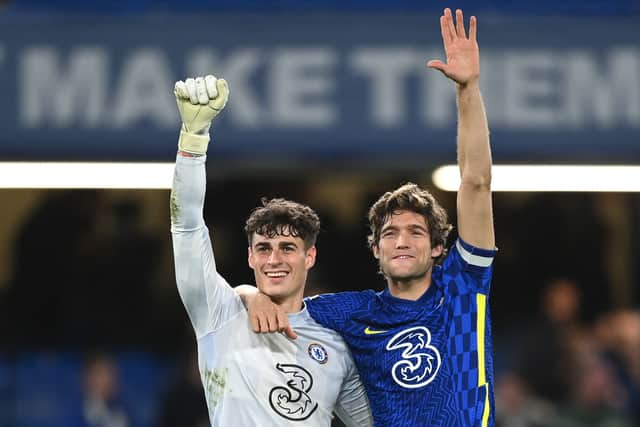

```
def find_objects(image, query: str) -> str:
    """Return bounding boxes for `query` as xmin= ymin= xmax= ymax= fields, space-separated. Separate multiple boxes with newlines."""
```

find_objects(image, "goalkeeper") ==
xmin=170 ymin=75 xmax=372 ymax=426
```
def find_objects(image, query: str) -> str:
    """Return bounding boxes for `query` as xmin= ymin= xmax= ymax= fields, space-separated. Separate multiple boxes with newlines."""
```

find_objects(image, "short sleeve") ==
xmin=438 ymin=238 xmax=497 ymax=296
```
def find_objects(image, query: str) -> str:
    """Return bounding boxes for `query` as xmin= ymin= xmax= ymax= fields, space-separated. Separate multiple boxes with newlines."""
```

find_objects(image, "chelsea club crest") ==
xmin=308 ymin=343 xmax=328 ymax=364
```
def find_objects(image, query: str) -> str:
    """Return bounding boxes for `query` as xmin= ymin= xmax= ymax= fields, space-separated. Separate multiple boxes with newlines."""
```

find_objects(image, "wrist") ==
xmin=456 ymin=78 xmax=480 ymax=91
xmin=178 ymin=129 xmax=210 ymax=156
xmin=177 ymin=151 xmax=203 ymax=158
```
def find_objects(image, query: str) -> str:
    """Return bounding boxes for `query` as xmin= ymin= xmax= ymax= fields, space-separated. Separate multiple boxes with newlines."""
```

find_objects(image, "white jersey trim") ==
xmin=456 ymin=240 xmax=494 ymax=267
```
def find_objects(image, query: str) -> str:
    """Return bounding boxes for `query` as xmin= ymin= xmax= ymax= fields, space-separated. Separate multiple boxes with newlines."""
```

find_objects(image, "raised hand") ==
xmin=174 ymin=75 xmax=229 ymax=155
xmin=427 ymin=8 xmax=479 ymax=86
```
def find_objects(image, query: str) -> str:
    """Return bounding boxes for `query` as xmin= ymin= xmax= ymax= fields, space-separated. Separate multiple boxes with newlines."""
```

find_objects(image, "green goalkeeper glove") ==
xmin=174 ymin=75 xmax=229 ymax=155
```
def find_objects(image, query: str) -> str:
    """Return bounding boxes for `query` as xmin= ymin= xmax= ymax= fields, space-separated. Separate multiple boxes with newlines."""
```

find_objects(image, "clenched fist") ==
xmin=174 ymin=75 xmax=229 ymax=155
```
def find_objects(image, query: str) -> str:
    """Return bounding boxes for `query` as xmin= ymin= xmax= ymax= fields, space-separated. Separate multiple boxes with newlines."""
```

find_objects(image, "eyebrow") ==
xmin=278 ymin=241 xmax=298 ymax=249
xmin=253 ymin=241 xmax=299 ymax=249
xmin=381 ymin=223 xmax=428 ymax=233
xmin=407 ymin=224 xmax=428 ymax=232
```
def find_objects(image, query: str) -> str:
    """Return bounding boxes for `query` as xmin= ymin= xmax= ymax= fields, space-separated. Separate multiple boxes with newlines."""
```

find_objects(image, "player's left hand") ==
xmin=427 ymin=8 xmax=479 ymax=86
xmin=247 ymin=292 xmax=298 ymax=340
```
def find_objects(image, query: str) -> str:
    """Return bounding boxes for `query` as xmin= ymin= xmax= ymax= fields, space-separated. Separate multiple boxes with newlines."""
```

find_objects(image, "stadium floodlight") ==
xmin=0 ymin=162 xmax=174 ymax=189
xmin=432 ymin=165 xmax=640 ymax=192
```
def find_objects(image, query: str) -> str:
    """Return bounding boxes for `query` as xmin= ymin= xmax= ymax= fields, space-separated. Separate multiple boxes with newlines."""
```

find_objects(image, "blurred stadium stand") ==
xmin=0 ymin=353 xmax=171 ymax=427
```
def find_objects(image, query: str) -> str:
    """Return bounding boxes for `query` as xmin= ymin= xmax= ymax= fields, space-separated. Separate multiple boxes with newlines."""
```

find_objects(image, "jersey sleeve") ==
xmin=333 ymin=354 xmax=374 ymax=427
xmin=170 ymin=154 xmax=243 ymax=338
xmin=304 ymin=291 xmax=373 ymax=332
xmin=439 ymin=238 xmax=497 ymax=296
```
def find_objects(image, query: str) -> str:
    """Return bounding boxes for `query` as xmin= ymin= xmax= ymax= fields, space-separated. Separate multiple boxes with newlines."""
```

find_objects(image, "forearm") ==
xmin=170 ymin=154 xmax=207 ymax=232
xmin=335 ymin=364 xmax=374 ymax=427
xmin=456 ymin=81 xmax=495 ymax=248
xmin=236 ymin=284 xmax=259 ymax=307
xmin=456 ymin=81 xmax=492 ymax=186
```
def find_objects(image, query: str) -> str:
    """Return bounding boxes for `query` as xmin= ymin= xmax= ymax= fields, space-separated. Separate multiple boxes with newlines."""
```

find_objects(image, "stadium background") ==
xmin=0 ymin=0 xmax=639 ymax=426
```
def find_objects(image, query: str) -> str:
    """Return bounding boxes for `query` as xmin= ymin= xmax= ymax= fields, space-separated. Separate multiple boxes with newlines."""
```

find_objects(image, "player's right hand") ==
xmin=174 ymin=75 xmax=229 ymax=155
xmin=247 ymin=292 xmax=298 ymax=340
xmin=426 ymin=8 xmax=479 ymax=86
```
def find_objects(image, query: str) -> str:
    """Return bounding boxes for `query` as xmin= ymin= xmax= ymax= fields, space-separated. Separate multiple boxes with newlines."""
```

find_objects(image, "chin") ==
xmin=387 ymin=270 xmax=428 ymax=283
xmin=261 ymin=286 xmax=289 ymax=300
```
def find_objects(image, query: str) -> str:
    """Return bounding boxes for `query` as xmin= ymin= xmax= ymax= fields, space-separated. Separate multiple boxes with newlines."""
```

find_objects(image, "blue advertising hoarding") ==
xmin=0 ymin=14 xmax=638 ymax=163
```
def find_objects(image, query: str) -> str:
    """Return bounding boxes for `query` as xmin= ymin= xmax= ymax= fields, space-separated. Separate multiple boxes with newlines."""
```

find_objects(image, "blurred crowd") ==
xmin=495 ymin=278 xmax=640 ymax=426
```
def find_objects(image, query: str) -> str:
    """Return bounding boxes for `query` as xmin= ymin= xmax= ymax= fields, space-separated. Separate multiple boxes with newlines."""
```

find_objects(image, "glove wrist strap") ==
xmin=178 ymin=130 xmax=210 ymax=155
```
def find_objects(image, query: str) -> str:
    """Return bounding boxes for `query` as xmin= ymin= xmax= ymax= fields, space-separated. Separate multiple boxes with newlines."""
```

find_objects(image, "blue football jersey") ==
xmin=305 ymin=238 xmax=497 ymax=427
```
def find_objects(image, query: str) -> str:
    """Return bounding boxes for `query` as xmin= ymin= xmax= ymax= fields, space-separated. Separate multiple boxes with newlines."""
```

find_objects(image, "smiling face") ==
xmin=248 ymin=230 xmax=316 ymax=304
xmin=373 ymin=210 xmax=443 ymax=287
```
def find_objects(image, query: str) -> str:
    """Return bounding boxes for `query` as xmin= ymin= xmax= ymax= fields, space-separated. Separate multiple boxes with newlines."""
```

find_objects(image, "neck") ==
xmin=387 ymin=276 xmax=431 ymax=301
xmin=273 ymin=293 xmax=305 ymax=314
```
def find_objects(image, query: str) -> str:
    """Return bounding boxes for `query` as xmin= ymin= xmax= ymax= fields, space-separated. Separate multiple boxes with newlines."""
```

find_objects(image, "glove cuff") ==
xmin=178 ymin=130 xmax=210 ymax=155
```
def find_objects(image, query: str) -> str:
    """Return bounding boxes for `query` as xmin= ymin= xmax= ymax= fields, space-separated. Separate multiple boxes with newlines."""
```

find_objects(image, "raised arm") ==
xmin=428 ymin=8 xmax=495 ymax=249
xmin=171 ymin=76 xmax=241 ymax=338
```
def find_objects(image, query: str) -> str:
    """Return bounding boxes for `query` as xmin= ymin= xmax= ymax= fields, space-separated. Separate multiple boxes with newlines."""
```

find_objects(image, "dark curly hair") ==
xmin=245 ymin=198 xmax=321 ymax=249
xmin=367 ymin=183 xmax=452 ymax=263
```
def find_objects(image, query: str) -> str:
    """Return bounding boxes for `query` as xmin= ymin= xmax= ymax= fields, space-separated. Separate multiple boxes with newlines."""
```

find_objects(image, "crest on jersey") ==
xmin=269 ymin=363 xmax=318 ymax=421
xmin=307 ymin=343 xmax=328 ymax=364
xmin=386 ymin=326 xmax=442 ymax=389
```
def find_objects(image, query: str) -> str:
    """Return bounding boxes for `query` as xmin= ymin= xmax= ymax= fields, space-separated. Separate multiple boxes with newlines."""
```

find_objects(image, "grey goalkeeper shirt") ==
xmin=170 ymin=154 xmax=373 ymax=427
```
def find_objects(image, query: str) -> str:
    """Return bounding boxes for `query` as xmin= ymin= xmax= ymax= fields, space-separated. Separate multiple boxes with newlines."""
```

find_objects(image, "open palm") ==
xmin=427 ymin=8 xmax=479 ymax=85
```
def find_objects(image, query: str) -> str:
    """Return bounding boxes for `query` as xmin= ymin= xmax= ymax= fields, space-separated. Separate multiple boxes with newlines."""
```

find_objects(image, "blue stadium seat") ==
xmin=116 ymin=352 xmax=173 ymax=427
xmin=14 ymin=352 xmax=83 ymax=427
xmin=0 ymin=356 xmax=14 ymax=427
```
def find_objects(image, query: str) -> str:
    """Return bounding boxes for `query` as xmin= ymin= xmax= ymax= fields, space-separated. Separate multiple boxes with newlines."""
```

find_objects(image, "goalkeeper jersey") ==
xmin=170 ymin=155 xmax=372 ymax=427
xmin=306 ymin=239 xmax=497 ymax=427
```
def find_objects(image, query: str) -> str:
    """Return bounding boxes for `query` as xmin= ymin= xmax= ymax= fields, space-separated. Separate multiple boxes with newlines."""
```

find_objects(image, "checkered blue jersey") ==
xmin=305 ymin=239 xmax=497 ymax=427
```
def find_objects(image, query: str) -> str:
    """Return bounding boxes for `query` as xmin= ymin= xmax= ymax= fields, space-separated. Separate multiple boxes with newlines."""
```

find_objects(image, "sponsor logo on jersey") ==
xmin=364 ymin=326 xmax=388 ymax=335
xmin=307 ymin=343 xmax=328 ymax=364
xmin=386 ymin=326 xmax=441 ymax=389
xmin=269 ymin=363 xmax=318 ymax=421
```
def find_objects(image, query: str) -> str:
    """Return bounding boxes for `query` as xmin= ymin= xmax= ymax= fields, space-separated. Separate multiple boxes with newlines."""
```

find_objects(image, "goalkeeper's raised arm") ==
xmin=170 ymin=75 xmax=237 ymax=339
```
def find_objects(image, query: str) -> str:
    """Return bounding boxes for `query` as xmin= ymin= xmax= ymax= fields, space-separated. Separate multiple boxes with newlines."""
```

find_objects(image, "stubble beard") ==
xmin=381 ymin=261 xmax=431 ymax=284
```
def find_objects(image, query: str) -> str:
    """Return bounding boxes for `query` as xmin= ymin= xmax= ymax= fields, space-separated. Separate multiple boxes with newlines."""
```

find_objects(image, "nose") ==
xmin=267 ymin=249 xmax=282 ymax=265
xmin=395 ymin=231 xmax=410 ymax=249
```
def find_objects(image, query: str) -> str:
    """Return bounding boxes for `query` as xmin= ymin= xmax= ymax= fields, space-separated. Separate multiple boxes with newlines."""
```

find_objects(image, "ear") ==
xmin=305 ymin=246 xmax=317 ymax=270
xmin=372 ymin=244 xmax=380 ymax=259
xmin=431 ymin=244 xmax=444 ymax=258
xmin=247 ymin=246 xmax=255 ymax=269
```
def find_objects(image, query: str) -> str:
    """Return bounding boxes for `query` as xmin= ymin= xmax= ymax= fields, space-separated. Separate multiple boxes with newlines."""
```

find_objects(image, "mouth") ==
xmin=264 ymin=271 xmax=289 ymax=280
xmin=392 ymin=255 xmax=414 ymax=260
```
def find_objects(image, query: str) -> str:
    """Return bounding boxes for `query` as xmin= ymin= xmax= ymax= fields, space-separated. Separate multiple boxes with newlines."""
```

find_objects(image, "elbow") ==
xmin=460 ymin=172 xmax=492 ymax=191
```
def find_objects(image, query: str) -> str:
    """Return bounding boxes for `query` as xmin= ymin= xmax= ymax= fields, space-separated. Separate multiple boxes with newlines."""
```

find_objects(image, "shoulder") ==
xmin=438 ymin=238 xmax=496 ymax=273
xmin=437 ymin=238 xmax=498 ymax=296
xmin=303 ymin=290 xmax=378 ymax=330
xmin=305 ymin=289 xmax=377 ymax=310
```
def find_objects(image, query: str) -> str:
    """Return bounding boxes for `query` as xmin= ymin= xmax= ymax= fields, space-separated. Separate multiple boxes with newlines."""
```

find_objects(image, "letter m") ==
xmin=20 ymin=47 xmax=107 ymax=128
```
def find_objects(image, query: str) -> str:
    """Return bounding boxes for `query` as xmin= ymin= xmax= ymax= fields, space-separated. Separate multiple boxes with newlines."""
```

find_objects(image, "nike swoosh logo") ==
xmin=364 ymin=326 xmax=388 ymax=335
